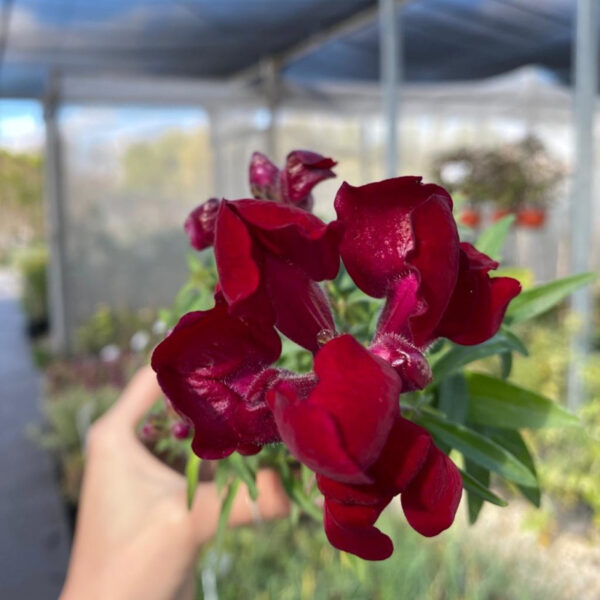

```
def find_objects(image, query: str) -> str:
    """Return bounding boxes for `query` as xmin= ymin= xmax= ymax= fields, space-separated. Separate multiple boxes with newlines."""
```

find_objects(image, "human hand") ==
xmin=60 ymin=366 xmax=290 ymax=600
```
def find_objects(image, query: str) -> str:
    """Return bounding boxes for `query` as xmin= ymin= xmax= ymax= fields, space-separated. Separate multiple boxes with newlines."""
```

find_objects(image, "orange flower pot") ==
xmin=491 ymin=208 xmax=514 ymax=222
xmin=458 ymin=207 xmax=481 ymax=228
xmin=516 ymin=207 xmax=546 ymax=229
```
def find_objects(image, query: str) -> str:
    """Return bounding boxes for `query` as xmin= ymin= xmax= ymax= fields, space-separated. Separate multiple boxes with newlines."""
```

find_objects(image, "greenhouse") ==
xmin=0 ymin=1 xmax=599 ymax=598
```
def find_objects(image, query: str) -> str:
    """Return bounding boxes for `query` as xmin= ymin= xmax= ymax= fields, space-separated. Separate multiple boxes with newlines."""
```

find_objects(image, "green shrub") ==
xmin=205 ymin=516 xmax=564 ymax=600
xmin=31 ymin=385 xmax=118 ymax=503
xmin=15 ymin=244 xmax=48 ymax=333
xmin=75 ymin=304 xmax=157 ymax=356
xmin=507 ymin=322 xmax=600 ymax=525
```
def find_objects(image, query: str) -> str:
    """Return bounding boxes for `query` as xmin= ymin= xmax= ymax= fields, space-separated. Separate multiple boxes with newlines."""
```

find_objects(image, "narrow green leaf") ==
xmin=185 ymin=452 xmax=201 ymax=509
xmin=276 ymin=456 xmax=322 ymax=521
xmin=460 ymin=466 xmax=507 ymax=506
xmin=431 ymin=331 xmax=527 ymax=382
xmin=466 ymin=463 xmax=486 ymax=524
xmin=485 ymin=428 xmax=541 ymax=507
xmin=499 ymin=351 xmax=512 ymax=380
xmin=499 ymin=326 xmax=529 ymax=356
xmin=438 ymin=373 xmax=468 ymax=424
xmin=506 ymin=272 xmax=595 ymax=324
xmin=216 ymin=479 xmax=240 ymax=550
xmin=466 ymin=372 xmax=579 ymax=429
xmin=227 ymin=453 xmax=258 ymax=501
xmin=475 ymin=214 xmax=515 ymax=260
xmin=417 ymin=411 xmax=537 ymax=486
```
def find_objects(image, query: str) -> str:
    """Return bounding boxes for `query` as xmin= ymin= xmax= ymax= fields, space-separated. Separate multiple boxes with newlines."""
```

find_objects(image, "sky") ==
xmin=0 ymin=100 xmax=43 ymax=152
xmin=0 ymin=99 xmax=209 ymax=156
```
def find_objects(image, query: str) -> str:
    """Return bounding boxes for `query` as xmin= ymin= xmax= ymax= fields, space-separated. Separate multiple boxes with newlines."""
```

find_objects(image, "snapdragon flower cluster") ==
xmin=152 ymin=150 xmax=521 ymax=560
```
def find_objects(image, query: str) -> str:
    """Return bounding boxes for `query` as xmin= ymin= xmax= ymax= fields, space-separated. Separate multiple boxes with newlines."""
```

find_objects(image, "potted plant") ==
xmin=433 ymin=136 xmax=564 ymax=229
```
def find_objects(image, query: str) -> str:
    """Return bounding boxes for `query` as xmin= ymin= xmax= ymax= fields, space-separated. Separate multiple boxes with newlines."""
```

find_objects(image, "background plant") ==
xmin=432 ymin=136 xmax=565 ymax=211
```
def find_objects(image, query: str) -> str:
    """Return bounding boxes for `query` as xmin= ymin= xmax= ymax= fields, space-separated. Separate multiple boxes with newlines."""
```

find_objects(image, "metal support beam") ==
xmin=43 ymin=76 xmax=69 ymax=354
xmin=261 ymin=58 xmax=280 ymax=160
xmin=209 ymin=110 xmax=225 ymax=197
xmin=379 ymin=0 xmax=402 ymax=178
xmin=568 ymin=0 xmax=598 ymax=409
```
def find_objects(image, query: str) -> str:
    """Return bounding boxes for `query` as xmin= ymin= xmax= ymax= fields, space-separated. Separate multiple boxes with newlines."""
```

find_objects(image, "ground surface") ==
xmin=0 ymin=269 xmax=70 ymax=599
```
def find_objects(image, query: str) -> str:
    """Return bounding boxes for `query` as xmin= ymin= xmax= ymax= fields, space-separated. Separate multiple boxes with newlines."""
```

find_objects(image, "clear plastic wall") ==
xmin=55 ymin=76 xmax=600 ymax=340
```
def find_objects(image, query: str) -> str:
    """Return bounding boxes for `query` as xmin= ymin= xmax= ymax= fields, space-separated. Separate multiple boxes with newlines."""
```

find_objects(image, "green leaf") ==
xmin=417 ymin=411 xmax=537 ymax=486
xmin=276 ymin=456 xmax=322 ymax=521
xmin=216 ymin=479 xmax=240 ymax=550
xmin=485 ymin=428 xmax=541 ymax=507
xmin=499 ymin=352 xmax=512 ymax=380
xmin=460 ymin=465 xmax=507 ymax=507
xmin=431 ymin=331 xmax=527 ymax=382
xmin=506 ymin=272 xmax=595 ymax=324
xmin=185 ymin=452 xmax=201 ymax=509
xmin=437 ymin=373 xmax=468 ymax=424
xmin=465 ymin=372 xmax=579 ymax=429
xmin=227 ymin=453 xmax=258 ymax=501
xmin=475 ymin=214 xmax=515 ymax=261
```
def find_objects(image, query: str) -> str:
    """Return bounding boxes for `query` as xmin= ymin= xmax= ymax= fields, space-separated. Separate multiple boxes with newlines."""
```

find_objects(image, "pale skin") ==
xmin=60 ymin=366 xmax=290 ymax=600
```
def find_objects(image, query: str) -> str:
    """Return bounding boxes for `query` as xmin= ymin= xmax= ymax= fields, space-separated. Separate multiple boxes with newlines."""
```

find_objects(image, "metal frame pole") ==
xmin=43 ymin=79 xmax=69 ymax=354
xmin=379 ymin=0 xmax=401 ymax=178
xmin=568 ymin=0 xmax=598 ymax=409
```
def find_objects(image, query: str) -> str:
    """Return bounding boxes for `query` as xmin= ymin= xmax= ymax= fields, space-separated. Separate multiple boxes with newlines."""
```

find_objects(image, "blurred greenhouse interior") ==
xmin=1 ymin=0 xmax=599 ymax=599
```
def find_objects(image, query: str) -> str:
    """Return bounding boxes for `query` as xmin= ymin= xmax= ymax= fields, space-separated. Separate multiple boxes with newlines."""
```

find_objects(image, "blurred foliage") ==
xmin=432 ymin=135 xmax=565 ymax=210
xmin=14 ymin=244 xmax=48 ymax=334
xmin=44 ymin=352 xmax=144 ymax=395
xmin=0 ymin=150 xmax=44 ymax=257
xmin=31 ymin=385 xmax=119 ymax=504
xmin=509 ymin=321 xmax=600 ymax=526
xmin=121 ymin=129 xmax=211 ymax=200
xmin=202 ymin=516 xmax=565 ymax=600
xmin=75 ymin=304 xmax=159 ymax=356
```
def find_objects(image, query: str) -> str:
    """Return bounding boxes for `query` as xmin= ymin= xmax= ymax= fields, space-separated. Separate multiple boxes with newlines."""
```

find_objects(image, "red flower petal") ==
xmin=324 ymin=498 xmax=393 ymax=561
xmin=316 ymin=474 xmax=383 ymax=506
xmin=184 ymin=198 xmax=221 ymax=250
xmin=151 ymin=304 xmax=281 ymax=459
xmin=369 ymin=418 xmax=433 ymax=495
xmin=310 ymin=336 xmax=401 ymax=470
xmin=263 ymin=255 xmax=336 ymax=354
xmin=268 ymin=379 xmax=371 ymax=484
xmin=214 ymin=201 xmax=262 ymax=313
xmin=335 ymin=177 xmax=459 ymax=347
xmin=434 ymin=242 xmax=521 ymax=345
xmin=401 ymin=445 xmax=462 ymax=537
xmin=316 ymin=418 xmax=431 ymax=503
xmin=280 ymin=150 xmax=337 ymax=210
xmin=232 ymin=199 xmax=341 ymax=282
xmin=268 ymin=335 xmax=401 ymax=483
xmin=249 ymin=151 xmax=280 ymax=201
xmin=407 ymin=194 xmax=461 ymax=346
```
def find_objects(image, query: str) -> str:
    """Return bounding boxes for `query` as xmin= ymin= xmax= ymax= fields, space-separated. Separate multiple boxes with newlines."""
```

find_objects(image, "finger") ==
xmin=108 ymin=365 xmax=164 ymax=429
xmin=190 ymin=469 xmax=291 ymax=544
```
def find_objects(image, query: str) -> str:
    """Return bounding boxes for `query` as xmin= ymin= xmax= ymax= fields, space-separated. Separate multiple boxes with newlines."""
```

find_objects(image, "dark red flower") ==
xmin=335 ymin=176 xmax=520 ymax=348
xmin=317 ymin=418 xmax=461 ymax=559
xmin=267 ymin=335 xmax=401 ymax=484
xmin=214 ymin=199 xmax=341 ymax=353
xmin=249 ymin=150 xmax=336 ymax=211
xmin=433 ymin=242 xmax=522 ymax=345
xmin=335 ymin=177 xmax=460 ymax=348
xmin=401 ymin=444 xmax=463 ymax=537
xmin=151 ymin=302 xmax=282 ymax=459
xmin=184 ymin=197 xmax=221 ymax=251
